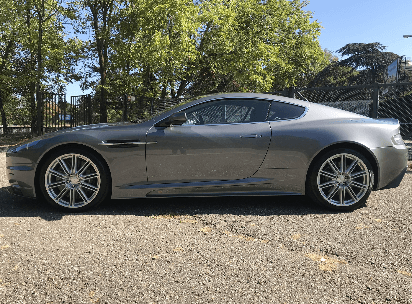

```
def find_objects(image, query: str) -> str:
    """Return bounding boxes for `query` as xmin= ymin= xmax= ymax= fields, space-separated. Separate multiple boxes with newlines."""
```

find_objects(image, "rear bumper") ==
xmin=381 ymin=167 xmax=407 ymax=190
xmin=372 ymin=145 xmax=408 ymax=189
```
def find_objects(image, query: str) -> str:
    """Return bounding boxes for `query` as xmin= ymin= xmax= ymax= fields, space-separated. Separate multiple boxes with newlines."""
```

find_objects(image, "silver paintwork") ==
xmin=45 ymin=153 xmax=101 ymax=208
xmin=316 ymin=153 xmax=370 ymax=206
xmin=5 ymin=93 xmax=408 ymax=205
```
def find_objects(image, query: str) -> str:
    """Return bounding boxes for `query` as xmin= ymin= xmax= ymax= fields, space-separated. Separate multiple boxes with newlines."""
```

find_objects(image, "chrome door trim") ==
xmin=99 ymin=141 xmax=157 ymax=146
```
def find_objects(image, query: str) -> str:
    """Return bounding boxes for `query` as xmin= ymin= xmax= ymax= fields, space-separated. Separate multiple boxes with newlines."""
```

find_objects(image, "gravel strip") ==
xmin=0 ymin=151 xmax=411 ymax=303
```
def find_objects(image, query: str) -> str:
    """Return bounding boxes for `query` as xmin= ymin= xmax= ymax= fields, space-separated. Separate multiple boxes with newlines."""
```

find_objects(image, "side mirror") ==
xmin=155 ymin=112 xmax=187 ymax=127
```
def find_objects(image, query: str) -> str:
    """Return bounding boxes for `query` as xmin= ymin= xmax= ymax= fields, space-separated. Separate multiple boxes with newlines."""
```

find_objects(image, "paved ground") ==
xmin=0 ymin=150 xmax=412 ymax=303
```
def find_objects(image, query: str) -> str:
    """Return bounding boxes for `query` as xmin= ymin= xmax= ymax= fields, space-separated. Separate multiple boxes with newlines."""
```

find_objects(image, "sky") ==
xmin=305 ymin=0 xmax=412 ymax=58
xmin=66 ymin=0 xmax=412 ymax=97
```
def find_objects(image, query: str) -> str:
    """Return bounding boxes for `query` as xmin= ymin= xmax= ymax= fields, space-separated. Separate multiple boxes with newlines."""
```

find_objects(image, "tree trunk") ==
xmin=97 ymin=35 xmax=107 ymax=123
xmin=29 ymin=84 xmax=37 ymax=134
xmin=36 ymin=0 xmax=44 ymax=135
xmin=89 ymin=1 xmax=110 ymax=123
xmin=0 ymin=92 xmax=8 ymax=134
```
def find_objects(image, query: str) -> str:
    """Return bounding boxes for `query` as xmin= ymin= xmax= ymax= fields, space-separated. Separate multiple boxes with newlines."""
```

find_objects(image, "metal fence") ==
xmin=7 ymin=83 xmax=412 ymax=139
xmin=279 ymin=82 xmax=412 ymax=138
xmin=42 ymin=93 xmax=94 ymax=132
xmin=105 ymin=95 xmax=186 ymax=123
xmin=1 ymin=93 xmax=95 ymax=134
xmin=277 ymin=82 xmax=412 ymax=159
xmin=70 ymin=95 xmax=93 ymax=127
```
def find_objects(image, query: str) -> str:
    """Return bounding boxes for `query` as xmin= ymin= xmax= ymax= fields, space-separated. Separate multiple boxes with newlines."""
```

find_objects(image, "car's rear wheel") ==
xmin=307 ymin=148 xmax=374 ymax=211
xmin=39 ymin=149 xmax=110 ymax=211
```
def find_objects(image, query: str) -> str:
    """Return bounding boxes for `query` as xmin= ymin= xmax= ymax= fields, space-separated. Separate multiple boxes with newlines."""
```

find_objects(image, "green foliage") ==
xmin=2 ymin=0 xmax=327 ymax=125
xmin=80 ymin=0 xmax=326 ymax=101
xmin=0 ymin=0 xmax=83 ymax=131
xmin=123 ymin=0 xmax=325 ymax=95
xmin=310 ymin=43 xmax=401 ymax=87
xmin=3 ymin=96 xmax=32 ymax=126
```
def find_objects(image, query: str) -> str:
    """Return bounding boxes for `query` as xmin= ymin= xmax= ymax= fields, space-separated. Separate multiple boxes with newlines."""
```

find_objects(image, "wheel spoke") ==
xmin=351 ymin=181 xmax=368 ymax=189
xmin=319 ymin=180 xmax=337 ymax=189
xmin=80 ymin=181 xmax=98 ymax=192
xmin=351 ymin=171 xmax=367 ymax=179
xmin=327 ymin=184 xmax=340 ymax=199
xmin=46 ymin=180 xmax=66 ymax=189
xmin=345 ymin=159 xmax=358 ymax=174
xmin=77 ymin=187 xmax=90 ymax=204
xmin=320 ymin=170 xmax=336 ymax=179
xmin=78 ymin=161 xmax=91 ymax=176
xmin=81 ymin=172 xmax=99 ymax=181
xmin=56 ymin=187 xmax=69 ymax=201
xmin=72 ymin=155 xmax=78 ymax=174
xmin=49 ymin=169 xmax=67 ymax=179
xmin=347 ymin=185 xmax=359 ymax=202
xmin=340 ymin=155 xmax=345 ymax=173
xmin=339 ymin=186 xmax=344 ymax=205
xmin=69 ymin=188 xmax=76 ymax=207
xmin=328 ymin=160 xmax=340 ymax=175
xmin=59 ymin=159 xmax=71 ymax=175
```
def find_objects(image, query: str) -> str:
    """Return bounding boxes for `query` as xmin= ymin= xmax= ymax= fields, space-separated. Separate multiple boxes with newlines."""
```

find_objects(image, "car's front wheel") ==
xmin=38 ymin=149 xmax=110 ymax=211
xmin=307 ymin=149 xmax=374 ymax=211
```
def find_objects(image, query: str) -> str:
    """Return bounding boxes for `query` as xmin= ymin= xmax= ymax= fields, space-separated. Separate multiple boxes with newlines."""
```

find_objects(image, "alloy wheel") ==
xmin=45 ymin=153 xmax=101 ymax=208
xmin=317 ymin=153 xmax=371 ymax=206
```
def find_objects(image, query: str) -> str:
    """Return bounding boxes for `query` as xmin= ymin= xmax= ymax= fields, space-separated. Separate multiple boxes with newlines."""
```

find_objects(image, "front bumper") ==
xmin=6 ymin=153 xmax=37 ymax=198
xmin=372 ymin=145 xmax=408 ymax=189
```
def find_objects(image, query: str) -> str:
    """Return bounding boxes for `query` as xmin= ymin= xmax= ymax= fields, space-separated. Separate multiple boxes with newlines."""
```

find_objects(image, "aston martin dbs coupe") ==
xmin=6 ymin=93 xmax=408 ymax=211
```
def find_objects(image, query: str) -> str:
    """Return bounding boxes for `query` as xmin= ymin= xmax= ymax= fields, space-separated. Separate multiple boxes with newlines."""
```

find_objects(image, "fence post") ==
xmin=37 ymin=92 xmax=45 ymax=135
xmin=122 ymin=94 xmax=128 ymax=122
xmin=0 ymin=92 xmax=8 ymax=134
xmin=288 ymin=86 xmax=295 ymax=99
xmin=70 ymin=96 xmax=73 ymax=128
xmin=371 ymin=83 xmax=379 ymax=118
xmin=87 ymin=95 xmax=92 ymax=125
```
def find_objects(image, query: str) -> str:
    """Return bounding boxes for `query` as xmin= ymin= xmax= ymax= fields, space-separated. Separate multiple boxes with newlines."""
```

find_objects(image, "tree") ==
xmin=0 ymin=0 xmax=82 ymax=134
xmin=62 ymin=0 xmax=325 ymax=121
xmin=70 ymin=0 xmax=120 ymax=123
xmin=310 ymin=43 xmax=400 ymax=87
xmin=112 ymin=0 xmax=326 ymax=99
xmin=337 ymin=43 xmax=399 ymax=84
xmin=0 ymin=0 xmax=23 ymax=133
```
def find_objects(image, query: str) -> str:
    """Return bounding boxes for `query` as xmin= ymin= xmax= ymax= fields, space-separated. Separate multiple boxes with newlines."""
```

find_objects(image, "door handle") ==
xmin=240 ymin=134 xmax=262 ymax=138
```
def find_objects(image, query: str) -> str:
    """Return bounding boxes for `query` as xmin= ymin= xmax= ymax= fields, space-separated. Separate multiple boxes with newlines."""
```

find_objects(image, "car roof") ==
xmin=190 ymin=92 xmax=311 ymax=108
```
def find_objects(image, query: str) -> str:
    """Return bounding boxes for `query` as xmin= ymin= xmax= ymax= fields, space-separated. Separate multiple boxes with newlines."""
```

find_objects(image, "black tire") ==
xmin=306 ymin=148 xmax=374 ymax=211
xmin=38 ymin=148 xmax=110 ymax=212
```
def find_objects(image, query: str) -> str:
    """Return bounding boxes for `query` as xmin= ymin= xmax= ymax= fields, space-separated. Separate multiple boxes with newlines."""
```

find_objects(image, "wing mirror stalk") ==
xmin=155 ymin=112 xmax=187 ymax=127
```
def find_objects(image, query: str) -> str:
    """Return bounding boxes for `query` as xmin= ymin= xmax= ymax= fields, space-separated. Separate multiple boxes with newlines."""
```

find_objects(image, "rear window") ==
xmin=267 ymin=101 xmax=305 ymax=121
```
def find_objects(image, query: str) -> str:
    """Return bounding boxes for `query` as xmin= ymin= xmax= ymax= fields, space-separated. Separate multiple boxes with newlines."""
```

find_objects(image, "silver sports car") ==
xmin=6 ymin=93 xmax=408 ymax=211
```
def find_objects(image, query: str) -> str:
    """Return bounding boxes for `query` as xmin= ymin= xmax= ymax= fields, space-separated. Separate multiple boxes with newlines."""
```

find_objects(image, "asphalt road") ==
xmin=1 ymin=152 xmax=412 ymax=304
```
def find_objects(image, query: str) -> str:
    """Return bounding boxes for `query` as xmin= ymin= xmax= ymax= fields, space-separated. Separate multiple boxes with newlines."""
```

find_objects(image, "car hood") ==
xmin=24 ymin=121 xmax=154 ymax=143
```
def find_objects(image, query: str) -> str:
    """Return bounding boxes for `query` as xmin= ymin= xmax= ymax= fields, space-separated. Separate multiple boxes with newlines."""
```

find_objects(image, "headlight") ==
xmin=8 ymin=140 xmax=41 ymax=153
xmin=391 ymin=134 xmax=405 ymax=146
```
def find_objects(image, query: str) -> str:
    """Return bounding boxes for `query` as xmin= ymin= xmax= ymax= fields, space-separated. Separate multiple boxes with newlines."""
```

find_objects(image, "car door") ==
xmin=145 ymin=98 xmax=272 ymax=183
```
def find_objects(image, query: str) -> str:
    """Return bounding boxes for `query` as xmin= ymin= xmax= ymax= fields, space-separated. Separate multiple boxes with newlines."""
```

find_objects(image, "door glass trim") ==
xmin=176 ymin=97 xmax=307 ymax=125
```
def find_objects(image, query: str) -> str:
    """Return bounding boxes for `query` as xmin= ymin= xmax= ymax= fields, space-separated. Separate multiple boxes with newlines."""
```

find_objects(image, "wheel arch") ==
xmin=305 ymin=141 xmax=379 ymax=192
xmin=34 ymin=143 xmax=112 ymax=197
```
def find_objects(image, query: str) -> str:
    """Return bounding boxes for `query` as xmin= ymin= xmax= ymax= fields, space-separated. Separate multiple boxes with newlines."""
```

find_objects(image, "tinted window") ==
xmin=267 ymin=101 xmax=305 ymax=121
xmin=182 ymin=99 xmax=270 ymax=125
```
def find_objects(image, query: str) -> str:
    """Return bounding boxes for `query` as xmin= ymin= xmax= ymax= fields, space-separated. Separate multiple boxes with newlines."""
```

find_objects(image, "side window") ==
xmin=267 ymin=101 xmax=305 ymax=121
xmin=182 ymin=99 xmax=270 ymax=125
